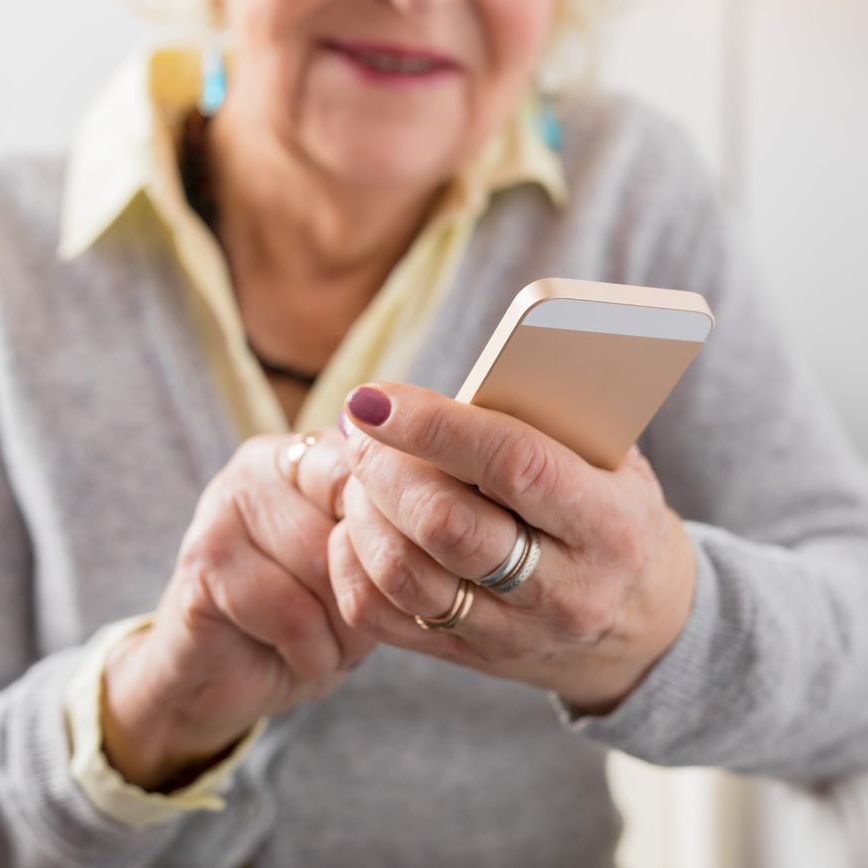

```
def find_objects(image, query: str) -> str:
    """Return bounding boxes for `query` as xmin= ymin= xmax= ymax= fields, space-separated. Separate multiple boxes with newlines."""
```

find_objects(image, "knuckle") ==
xmin=370 ymin=543 xmax=418 ymax=600
xmin=173 ymin=537 xmax=236 ymax=632
xmin=483 ymin=431 xmax=554 ymax=503
xmin=174 ymin=568 xmax=219 ymax=635
xmin=407 ymin=404 xmax=451 ymax=458
xmin=411 ymin=493 xmax=481 ymax=560
xmin=230 ymin=485 xmax=261 ymax=534
xmin=178 ymin=531 xmax=236 ymax=582
xmin=555 ymin=593 xmax=618 ymax=644
xmin=338 ymin=583 xmax=382 ymax=633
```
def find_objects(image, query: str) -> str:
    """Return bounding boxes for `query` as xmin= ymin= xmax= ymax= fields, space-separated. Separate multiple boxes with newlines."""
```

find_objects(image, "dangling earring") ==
xmin=535 ymin=64 xmax=563 ymax=153
xmin=200 ymin=43 xmax=227 ymax=117
xmin=538 ymin=90 xmax=563 ymax=153
xmin=199 ymin=0 xmax=227 ymax=116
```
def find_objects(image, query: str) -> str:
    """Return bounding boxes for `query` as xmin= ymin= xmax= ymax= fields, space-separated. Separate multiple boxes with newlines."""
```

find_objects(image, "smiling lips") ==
xmin=321 ymin=40 xmax=462 ymax=83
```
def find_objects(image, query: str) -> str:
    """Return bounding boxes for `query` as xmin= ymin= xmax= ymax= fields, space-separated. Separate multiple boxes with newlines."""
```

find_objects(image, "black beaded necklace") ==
xmin=179 ymin=108 xmax=320 ymax=388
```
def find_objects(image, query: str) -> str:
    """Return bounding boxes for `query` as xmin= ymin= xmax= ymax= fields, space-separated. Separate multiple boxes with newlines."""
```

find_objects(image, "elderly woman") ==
xmin=1 ymin=0 xmax=868 ymax=865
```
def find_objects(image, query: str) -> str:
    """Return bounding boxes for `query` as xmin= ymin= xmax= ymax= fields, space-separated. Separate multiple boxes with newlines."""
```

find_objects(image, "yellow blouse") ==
xmin=58 ymin=45 xmax=566 ymax=828
xmin=58 ymin=46 xmax=566 ymax=436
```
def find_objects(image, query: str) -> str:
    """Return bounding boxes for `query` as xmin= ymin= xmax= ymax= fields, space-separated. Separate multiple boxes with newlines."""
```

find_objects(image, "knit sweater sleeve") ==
xmin=563 ymin=112 xmax=868 ymax=784
xmin=0 ymin=418 xmax=274 ymax=868
xmin=0 ymin=156 xmax=265 ymax=868
xmin=0 ymin=416 xmax=192 ymax=868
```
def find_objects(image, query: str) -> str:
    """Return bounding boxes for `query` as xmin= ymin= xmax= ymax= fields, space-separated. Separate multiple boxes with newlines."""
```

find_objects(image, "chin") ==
xmin=301 ymin=122 xmax=460 ymax=191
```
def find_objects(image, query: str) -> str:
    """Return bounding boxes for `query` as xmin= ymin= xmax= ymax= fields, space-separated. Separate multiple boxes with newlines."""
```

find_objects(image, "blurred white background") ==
xmin=0 ymin=2 xmax=866 ymax=866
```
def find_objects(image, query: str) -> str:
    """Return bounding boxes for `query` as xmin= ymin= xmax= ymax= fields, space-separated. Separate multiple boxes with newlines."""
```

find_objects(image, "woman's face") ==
xmin=227 ymin=0 xmax=557 ymax=190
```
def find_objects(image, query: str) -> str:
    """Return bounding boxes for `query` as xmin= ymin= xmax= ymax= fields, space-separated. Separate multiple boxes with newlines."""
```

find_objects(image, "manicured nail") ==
xmin=347 ymin=386 xmax=392 ymax=427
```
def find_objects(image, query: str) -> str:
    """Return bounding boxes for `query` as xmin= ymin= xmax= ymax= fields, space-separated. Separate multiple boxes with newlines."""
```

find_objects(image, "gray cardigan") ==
xmin=1 ymin=91 xmax=868 ymax=868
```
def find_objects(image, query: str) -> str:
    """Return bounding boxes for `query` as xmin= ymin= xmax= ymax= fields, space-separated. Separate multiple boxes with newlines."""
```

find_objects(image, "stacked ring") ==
xmin=478 ymin=519 xmax=529 ymax=588
xmin=414 ymin=579 xmax=475 ymax=632
xmin=478 ymin=519 xmax=541 ymax=595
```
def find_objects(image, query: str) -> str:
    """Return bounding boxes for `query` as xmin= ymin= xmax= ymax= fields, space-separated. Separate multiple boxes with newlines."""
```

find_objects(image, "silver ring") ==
xmin=477 ymin=519 xmax=529 ymax=588
xmin=488 ymin=528 xmax=541 ymax=595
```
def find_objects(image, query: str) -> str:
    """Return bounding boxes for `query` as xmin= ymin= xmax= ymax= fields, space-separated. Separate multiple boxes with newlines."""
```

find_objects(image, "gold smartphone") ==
xmin=455 ymin=278 xmax=715 ymax=470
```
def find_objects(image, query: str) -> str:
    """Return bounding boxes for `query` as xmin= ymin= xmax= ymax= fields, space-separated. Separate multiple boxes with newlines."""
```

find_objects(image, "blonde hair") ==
xmin=558 ymin=0 xmax=612 ymax=30
xmin=550 ymin=0 xmax=614 ymax=86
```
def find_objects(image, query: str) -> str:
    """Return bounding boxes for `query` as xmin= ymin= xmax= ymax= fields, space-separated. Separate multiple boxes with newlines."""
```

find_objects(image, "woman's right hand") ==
xmin=100 ymin=430 xmax=372 ymax=791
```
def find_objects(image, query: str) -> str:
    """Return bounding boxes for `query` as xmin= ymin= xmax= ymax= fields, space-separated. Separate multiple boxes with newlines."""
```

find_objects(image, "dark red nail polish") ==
xmin=347 ymin=386 xmax=392 ymax=427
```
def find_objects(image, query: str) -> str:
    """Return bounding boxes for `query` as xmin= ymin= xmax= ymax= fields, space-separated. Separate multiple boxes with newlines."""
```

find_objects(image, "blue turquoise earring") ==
xmin=536 ymin=61 xmax=563 ymax=153
xmin=200 ymin=45 xmax=227 ymax=117
xmin=538 ymin=92 xmax=563 ymax=153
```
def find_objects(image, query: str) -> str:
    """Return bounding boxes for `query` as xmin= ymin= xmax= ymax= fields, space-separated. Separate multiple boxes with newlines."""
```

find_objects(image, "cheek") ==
xmin=461 ymin=0 xmax=556 ymax=142
xmin=478 ymin=0 xmax=555 ymax=79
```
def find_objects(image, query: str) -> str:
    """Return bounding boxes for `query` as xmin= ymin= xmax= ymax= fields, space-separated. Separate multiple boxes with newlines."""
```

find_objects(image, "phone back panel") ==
xmin=456 ymin=279 xmax=714 ymax=470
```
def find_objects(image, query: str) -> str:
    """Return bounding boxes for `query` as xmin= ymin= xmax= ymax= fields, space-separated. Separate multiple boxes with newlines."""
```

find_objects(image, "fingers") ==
xmin=222 ymin=435 xmax=371 ymax=665
xmin=328 ymin=514 xmax=566 ymax=682
xmin=328 ymin=519 xmax=479 ymax=663
xmin=337 ymin=435 xmax=555 ymax=610
xmin=340 ymin=476 xmax=508 ymax=624
xmin=275 ymin=427 xmax=350 ymax=519
xmin=229 ymin=435 xmax=333 ymax=584
xmin=344 ymin=433 xmax=519 ymax=579
xmin=343 ymin=383 xmax=613 ymax=547
xmin=178 ymin=514 xmax=346 ymax=679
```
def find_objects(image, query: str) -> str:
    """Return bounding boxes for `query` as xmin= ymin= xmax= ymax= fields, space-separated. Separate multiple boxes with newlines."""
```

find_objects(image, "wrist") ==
xmin=554 ymin=509 xmax=697 ymax=715
xmin=100 ymin=625 xmax=246 ymax=791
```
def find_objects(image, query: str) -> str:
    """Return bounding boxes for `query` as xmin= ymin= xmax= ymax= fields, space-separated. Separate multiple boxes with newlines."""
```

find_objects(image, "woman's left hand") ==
xmin=328 ymin=382 xmax=697 ymax=714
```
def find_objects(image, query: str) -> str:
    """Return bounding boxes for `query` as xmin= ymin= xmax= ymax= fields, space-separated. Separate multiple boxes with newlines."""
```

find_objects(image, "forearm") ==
xmin=569 ymin=521 xmax=868 ymax=783
xmin=100 ymin=618 xmax=265 ymax=794
xmin=0 ymin=645 xmax=181 ymax=868
xmin=0 ymin=617 xmax=269 ymax=868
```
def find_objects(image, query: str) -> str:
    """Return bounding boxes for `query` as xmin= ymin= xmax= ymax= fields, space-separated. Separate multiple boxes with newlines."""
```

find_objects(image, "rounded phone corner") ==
xmin=510 ymin=279 xmax=574 ymax=325
xmin=511 ymin=281 xmax=557 ymax=315
xmin=697 ymin=310 xmax=716 ymax=341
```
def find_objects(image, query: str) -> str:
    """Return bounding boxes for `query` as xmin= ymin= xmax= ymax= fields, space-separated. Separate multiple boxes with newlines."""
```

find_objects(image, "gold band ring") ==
xmin=414 ymin=578 xmax=476 ymax=632
xmin=278 ymin=430 xmax=322 ymax=488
